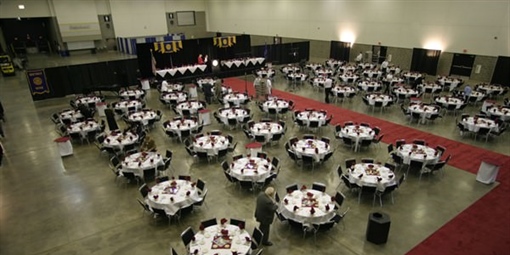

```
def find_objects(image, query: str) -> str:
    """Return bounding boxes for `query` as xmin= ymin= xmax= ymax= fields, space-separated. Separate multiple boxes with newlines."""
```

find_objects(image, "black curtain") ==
xmin=449 ymin=53 xmax=475 ymax=77
xmin=491 ymin=56 xmax=510 ymax=87
xmin=410 ymin=48 xmax=441 ymax=75
xmin=330 ymin=41 xmax=351 ymax=61
xmin=253 ymin=41 xmax=309 ymax=65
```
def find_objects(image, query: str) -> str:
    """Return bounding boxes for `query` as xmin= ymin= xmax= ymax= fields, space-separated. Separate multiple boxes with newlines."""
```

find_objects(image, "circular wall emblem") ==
xmin=33 ymin=77 xmax=43 ymax=85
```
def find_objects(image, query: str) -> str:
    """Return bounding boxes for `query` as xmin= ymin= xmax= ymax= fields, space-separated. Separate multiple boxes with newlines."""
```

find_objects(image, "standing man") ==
xmin=355 ymin=52 xmax=363 ymax=64
xmin=254 ymin=76 xmax=264 ymax=102
xmin=202 ymin=81 xmax=214 ymax=105
xmin=463 ymin=84 xmax=472 ymax=101
xmin=255 ymin=187 xmax=278 ymax=246
xmin=197 ymin=54 xmax=204 ymax=64
xmin=324 ymin=77 xmax=333 ymax=103
xmin=266 ymin=77 xmax=272 ymax=96
xmin=214 ymin=78 xmax=223 ymax=103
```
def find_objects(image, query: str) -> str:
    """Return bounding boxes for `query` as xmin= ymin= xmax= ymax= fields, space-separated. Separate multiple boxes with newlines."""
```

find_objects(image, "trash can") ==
xmin=54 ymin=137 xmax=73 ymax=156
xmin=96 ymin=102 xmax=107 ymax=117
xmin=198 ymin=109 xmax=211 ymax=126
xmin=189 ymin=85 xmax=198 ymax=98
xmin=476 ymin=159 xmax=500 ymax=184
xmin=366 ymin=212 xmax=390 ymax=244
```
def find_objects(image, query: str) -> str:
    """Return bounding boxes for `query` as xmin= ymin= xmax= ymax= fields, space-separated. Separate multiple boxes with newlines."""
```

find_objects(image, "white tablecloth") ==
xmin=332 ymin=86 xmax=356 ymax=97
xmin=393 ymin=87 xmax=419 ymax=98
xmin=396 ymin=144 xmax=439 ymax=165
xmin=408 ymin=104 xmax=441 ymax=123
xmin=146 ymin=179 xmax=200 ymax=215
xmin=119 ymin=89 xmax=144 ymax=100
xmin=357 ymin=81 xmax=382 ymax=91
xmin=223 ymin=93 xmax=248 ymax=106
xmin=461 ymin=117 xmax=499 ymax=132
xmin=296 ymin=110 xmax=327 ymax=126
xmin=437 ymin=77 xmax=462 ymax=91
xmin=339 ymin=74 xmax=359 ymax=83
xmin=161 ymin=83 xmax=184 ymax=93
xmin=160 ymin=92 xmax=188 ymax=104
xmin=164 ymin=119 xmax=198 ymax=137
xmin=218 ymin=108 xmax=249 ymax=125
xmin=262 ymin=99 xmax=289 ymax=112
xmin=418 ymin=83 xmax=442 ymax=93
xmin=339 ymin=125 xmax=374 ymax=152
xmin=197 ymin=78 xmax=216 ymax=89
xmin=280 ymin=189 xmax=335 ymax=224
xmin=189 ymin=224 xmax=252 ymax=255
xmin=256 ymin=69 xmax=275 ymax=78
xmin=229 ymin=157 xmax=273 ymax=182
xmin=128 ymin=110 xmax=157 ymax=125
xmin=59 ymin=109 xmax=83 ymax=123
xmin=292 ymin=139 xmax=331 ymax=162
xmin=193 ymin=135 xmax=229 ymax=156
xmin=362 ymin=70 xmax=382 ymax=78
xmin=155 ymin=64 xmax=207 ymax=77
xmin=486 ymin=106 xmax=510 ymax=121
xmin=75 ymin=96 xmax=102 ymax=105
xmin=103 ymin=131 xmax=138 ymax=150
xmin=176 ymin=101 xmax=205 ymax=115
xmin=476 ymin=84 xmax=505 ymax=95
xmin=347 ymin=163 xmax=396 ymax=189
xmin=282 ymin=65 xmax=301 ymax=74
xmin=250 ymin=122 xmax=284 ymax=141
xmin=121 ymin=152 xmax=164 ymax=177
xmin=435 ymin=96 xmax=464 ymax=109
xmin=113 ymin=100 xmax=143 ymax=114
xmin=366 ymin=94 xmax=393 ymax=106
xmin=67 ymin=120 xmax=100 ymax=137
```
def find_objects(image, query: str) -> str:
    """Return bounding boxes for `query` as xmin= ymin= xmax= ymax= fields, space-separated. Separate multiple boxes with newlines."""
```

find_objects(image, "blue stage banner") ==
xmin=26 ymin=69 xmax=50 ymax=95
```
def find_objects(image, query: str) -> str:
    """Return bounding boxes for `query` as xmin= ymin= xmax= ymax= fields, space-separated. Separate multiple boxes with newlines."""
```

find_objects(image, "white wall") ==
xmin=206 ymin=0 xmax=510 ymax=56
xmin=53 ymin=0 xmax=101 ymax=42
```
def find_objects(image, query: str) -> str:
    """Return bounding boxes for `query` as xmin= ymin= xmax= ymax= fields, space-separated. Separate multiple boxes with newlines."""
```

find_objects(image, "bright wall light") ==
xmin=423 ymin=39 xmax=443 ymax=51
xmin=212 ymin=59 xmax=219 ymax=67
xmin=339 ymin=31 xmax=356 ymax=45
xmin=18 ymin=4 xmax=25 ymax=10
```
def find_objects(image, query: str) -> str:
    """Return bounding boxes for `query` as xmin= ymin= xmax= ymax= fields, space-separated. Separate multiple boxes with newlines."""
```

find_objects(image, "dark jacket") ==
xmin=255 ymin=192 xmax=278 ymax=224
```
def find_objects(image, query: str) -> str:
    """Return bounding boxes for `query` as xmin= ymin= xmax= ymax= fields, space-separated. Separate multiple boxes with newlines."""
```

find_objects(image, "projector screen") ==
xmin=176 ymin=11 xmax=196 ymax=26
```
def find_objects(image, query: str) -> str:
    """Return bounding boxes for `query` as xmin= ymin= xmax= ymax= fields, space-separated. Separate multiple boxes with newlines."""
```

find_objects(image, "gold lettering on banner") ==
xmin=153 ymin=41 xmax=183 ymax=54
xmin=213 ymin=36 xmax=237 ymax=48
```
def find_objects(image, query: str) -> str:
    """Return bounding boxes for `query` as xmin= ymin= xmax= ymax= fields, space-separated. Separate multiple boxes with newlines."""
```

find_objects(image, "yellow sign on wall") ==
xmin=213 ymin=36 xmax=237 ymax=48
xmin=153 ymin=41 xmax=183 ymax=54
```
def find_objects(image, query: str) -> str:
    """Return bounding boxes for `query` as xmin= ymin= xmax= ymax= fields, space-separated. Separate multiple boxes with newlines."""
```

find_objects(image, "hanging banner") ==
xmin=213 ymin=36 xmax=237 ymax=48
xmin=26 ymin=69 xmax=50 ymax=95
xmin=153 ymin=41 xmax=183 ymax=54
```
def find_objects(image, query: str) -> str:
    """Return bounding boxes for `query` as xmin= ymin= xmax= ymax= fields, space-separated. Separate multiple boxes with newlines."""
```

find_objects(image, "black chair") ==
xmin=373 ymin=184 xmax=398 ymax=207
xmin=345 ymin=158 xmax=356 ymax=169
xmin=342 ymin=136 xmax=354 ymax=149
xmin=412 ymin=139 xmax=426 ymax=145
xmin=178 ymin=175 xmax=191 ymax=181
xmin=334 ymin=191 xmax=345 ymax=208
xmin=216 ymin=148 xmax=228 ymax=162
xmin=271 ymin=156 xmax=280 ymax=170
xmin=301 ymin=154 xmax=316 ymax=171
xmin=156 ymin=176 xmax=169 ymax=183
xmin=286 ymin=149 xmax=301 ymax=165
xmin=286 ymin=183 xmax=299 ymax=193
xmin=138 ymin=183 xmax=150 ymax=198
xmin=200 ymin=218 xmax=217 ymax=228
xmin=361 ymin=158 xmax=374 ymax=163
xmin=229 ymin=218 xmax=246 ymax=228
xmin=395 ymin=139 xmax=405 ymax=148
xmin=180 ymin=227 xmax=195 ymax=247
xmin=407 ymin=159 xmax=425 ymax=175
xmin=384 ymin=162 xmax=396 ymax=172
xmin=475 ymin=127 xmax=491 ymax=142
xmin=311 ymin=182 xmax=326 ymax=192
xmin=196 ymin=179 xmax=206 ymax=193
xmin=421 ymin=160 xmax=447 ymax=180
xmin=251 ymin=227 xmax=264 ymax=250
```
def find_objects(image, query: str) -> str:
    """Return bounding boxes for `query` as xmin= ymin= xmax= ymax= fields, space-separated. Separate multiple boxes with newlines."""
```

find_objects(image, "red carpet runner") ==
xmin=224 ymin=77 xmax=510 ymax=254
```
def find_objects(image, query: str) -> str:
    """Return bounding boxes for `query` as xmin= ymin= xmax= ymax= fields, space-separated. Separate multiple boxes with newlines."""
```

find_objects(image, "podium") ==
xmin=245 ymin=142 xmax=263 ymax=156
xmin=476 ymin=159 xmax=500 ymax=184
xmin=198 ymin=109 xmax=211 ymax=126
xmin=96 ymin=102 xmax=107 ymax=117
xmin=366 ymin=212 xmax=391 ymax=244
xmin=54 ymin=137 xmax=73 ymax=156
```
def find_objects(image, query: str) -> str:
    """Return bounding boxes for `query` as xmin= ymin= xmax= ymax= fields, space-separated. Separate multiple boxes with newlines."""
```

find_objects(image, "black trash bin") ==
xmin=366 ymin=212 xmax=391 ymax=244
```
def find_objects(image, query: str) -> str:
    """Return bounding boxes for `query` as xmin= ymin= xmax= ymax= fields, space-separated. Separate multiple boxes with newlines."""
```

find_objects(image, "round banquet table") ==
xmin=128 ymin=110 xmax=157 ymax=126
xmin=418 ymin=83 xmax=442 ymax=93
xmin=280 ymin=189 xmax=336 ymax=225
xmin=67 ymin=120 xmax=100 ymax=137
xmin=362 ymin=70 xmax=382 ymax=78
xmin=229 ymin=156 xmax=273 ymax=182
xmin=339 ymin=73 xmax=359 ymax=83
xmin=146 ymin=179 xmax=201 ymax=216
xmin=408 ymin=104 xmax=441 ymax=124
xmin=256 ymin=69 xmax=275 ymax=78
xmin=197 ymin=78 xmax=216 ymax=89
xmin=311 ymin=77 xmax=329 ymax=88
xmin=366 ymin=93 xmax=393 ymax=106
xmin=467 ymin=91 xmax=486 ymax=102
xmin=347 ymin=163 xmax=397 ymax=189
xmin=213 ymin=86 xmax=233 ymax=96
xmin=218 ymin=108 xmax=249 ymax=125
xmin=193 ymin=135 xmax=229 ymax=156
xmin=326 ymin=59 xmax=344 ymax=69
xmin=223 ymin=93 xmax=249 ymax=106
xmin=396 ymin=144 xmax=440 ymax=165
xmin=189 ymin=224 xmax=252 ymax=255
xmin=296 ymin=110 xmax=327 ymax=126
xmin=437 ymin=76 xmax=462 ymax=91
xmin=121 ymin=151 xmax=164 ymax=178
xmin=59 ymin=109 xmax=84 ymax=123
xmin=314 ymin=69 xmax=334 ymax=76
xmin=176 ymin=101 xmax=205 ymax=115
xmin=262 ymin=98 xmax=289 ymax=113
xmin=250 ymin=122 xmax=284 ymax=142
xmin=160 ymin=83 xmax=184 ymax=93
xmin=476 ymin=84 xmax=505 ymax=95
xmin=282 ymin=66 xmax=300 ymax=74
xmin=486 ymin=105 xmax=510 ymax=121
xmin=332 ymin=85 xmax=356 ymax=98
xmin=103 ymin=130 xmax=138 ymax=150
xmin=287 ymin=73 xmax=307 ymax=81
xmin=357 ymin=81 xmax=382 ymax=91
xmin=339 ymin=125 xmax=375 ymax=152
xmin=119 ymin=89 xmax=145 ymax=100
xmin=160 ymin=91 xmax=188 ymax=104
xmin=434 ymin=96 xmax=464 ymax=109
xmin=292 ymin=139 xmax=331 ymax=162
xmin=113 ymin=100 xmax=143 ymax=114
xmin=163 ymin=118 xmax=199 ymax=137
xmin=339 ymin=65 xmax=356 ymax=73
xmin=403 ymin=72 xmax=422 ymax=81
xmin=461 ymin=116 xmax=499 ymax=132
xmin=75 ymin=96 xmax=102 ymax=105
xmin=393 ymin=87 xmax=419 ymax=98
xmin=306 ymin=63 xmax=322 ymax=70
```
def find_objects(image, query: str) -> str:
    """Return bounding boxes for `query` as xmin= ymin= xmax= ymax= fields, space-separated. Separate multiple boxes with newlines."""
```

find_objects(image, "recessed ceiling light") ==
xmin=18 ymin=4 xmax=25 ymax=9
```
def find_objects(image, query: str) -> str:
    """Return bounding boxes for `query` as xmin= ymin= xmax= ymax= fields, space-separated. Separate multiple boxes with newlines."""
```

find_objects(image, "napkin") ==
xmin=306 ymin=192 xmax=314 ymax=197
xmin=245 ymin=236 xmax=251 ymax=242
xmin=199 ymin=224 xmax=205 ymax=231
xmin=153 ymin=195 xmax=159 ymax=199
xmin=358 ymin=174 xmax=363 ymax=178
xmin=220 ymin=218 xmax=228 ymax=225
xmin=325 ymin=204 xmax=330 ymax=211
xmin=310 ymin=207 xmax=316 ymax=215
xmin=301 ymin=185 xmax=307 ymax=190
xmin=293 ymin=206 xmax=299 ymax=211
xmin=284 ymin=198 xmax=288 ymax=204
xmin=221 ymin=229 xmax=229 ymax=236
xmin=186 ymin=191 xmax=190 ymax=196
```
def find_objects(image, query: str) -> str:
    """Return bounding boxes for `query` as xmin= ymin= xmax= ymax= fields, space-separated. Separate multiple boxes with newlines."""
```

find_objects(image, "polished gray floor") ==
xmin=0 ymin=52 xmax=507 ymax=255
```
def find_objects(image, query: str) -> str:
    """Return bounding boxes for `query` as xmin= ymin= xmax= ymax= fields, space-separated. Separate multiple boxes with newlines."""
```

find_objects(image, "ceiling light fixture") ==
xmin=18 ymin=4 xmax=25 ymax=10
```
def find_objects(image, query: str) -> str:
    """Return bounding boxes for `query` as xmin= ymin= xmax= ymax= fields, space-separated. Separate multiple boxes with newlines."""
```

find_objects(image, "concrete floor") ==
xmin=0 ymin=52 xmax=507 ymax=255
